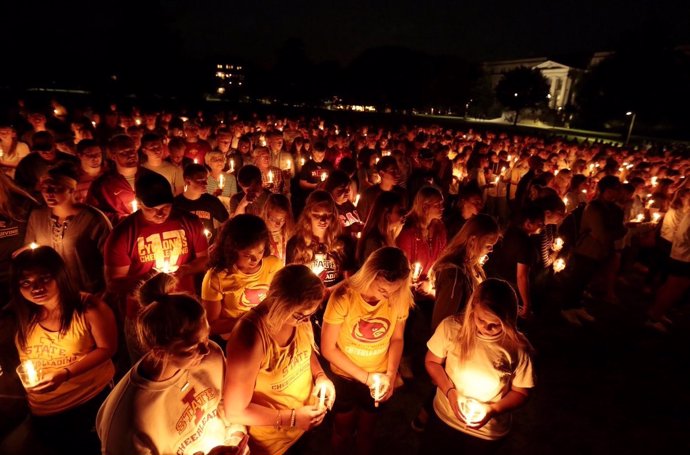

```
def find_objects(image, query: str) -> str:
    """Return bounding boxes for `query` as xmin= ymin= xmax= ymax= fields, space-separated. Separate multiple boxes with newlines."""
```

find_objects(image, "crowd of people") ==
xmin=0 ymin=100 xmax=688 ymax=455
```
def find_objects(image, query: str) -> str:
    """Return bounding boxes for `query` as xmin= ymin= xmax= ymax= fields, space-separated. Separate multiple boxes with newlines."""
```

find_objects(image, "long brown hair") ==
xmin=432 ymin=214 xmax=499 ymax=282
xmin=261 ymin=193 xmax=295 ymax=239
xmin=406 ymin=186 xmax=443 ymax=230
xmin=289 ymin=190 xmax=341 ymax=264
xmin=356 ymin=191 xmax=405 ymax=263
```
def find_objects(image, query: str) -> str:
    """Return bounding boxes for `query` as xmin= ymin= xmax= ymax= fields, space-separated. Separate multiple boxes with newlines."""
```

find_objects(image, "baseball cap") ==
xmin=135 ymin=172 xmax=174 ymax=207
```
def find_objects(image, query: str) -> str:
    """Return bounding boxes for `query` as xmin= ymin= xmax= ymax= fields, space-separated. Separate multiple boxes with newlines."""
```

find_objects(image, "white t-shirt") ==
xmin=661 ymin=207 xmax=685 ymax=242
xmin=97 ymin=343 xmax=226 ymax=455
xmin=670 ymin=211 xmax=690 ymax=262
xmin=142 ymin=161 xmax=185 ymax=195
xmin=427 ymin=316 xmax=535 ymax=440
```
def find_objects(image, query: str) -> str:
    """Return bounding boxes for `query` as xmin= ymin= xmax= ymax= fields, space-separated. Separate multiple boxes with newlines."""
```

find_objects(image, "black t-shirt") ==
xmin=0 ymin=195 xmax=37 ymax=302
xmin=337 ymin=201 xmax=364 ymax=234
xmin=285 ymin=235 xmax=354 ymax=287
xmin=485 ymin=225 xmax=536 ymax=283
xmin=14 ymin=151 xmax=80 ymax=196
xmin=299 ymin=159 xmax=333 ymax=185
xmin=173 ymin=193 xmax=229 ymax=243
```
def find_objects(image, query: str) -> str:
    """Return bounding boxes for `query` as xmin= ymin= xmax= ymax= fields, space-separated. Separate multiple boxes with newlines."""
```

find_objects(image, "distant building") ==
xmin=214 ymin=63 xmax=245 ymax=95
xmin=483 ymin=57 xmax=588 ymax=110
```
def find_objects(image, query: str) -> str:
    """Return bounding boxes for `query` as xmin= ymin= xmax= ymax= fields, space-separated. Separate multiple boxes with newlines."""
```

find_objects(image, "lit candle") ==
xmin=652 ymin=212 xmax=661 ymax=223
xmin=493 ymin=176 xmax=499 ymax=185
xmin=553 ymin=258 xmax=566 ymax=273
xmin=267 ymin=170 xmax=274 ymax=184
xmin=29 ymin=242 xmax=39 ymax=250
xmin=300 ymin=157 xmax=306 ymax=167
xmin=372 ymin=373 xmax=382 ymax=407
xmin=507 ymin=154 xmax=512 ymax=162
xmin=651 ymin=176 xmax=658 ymax=187
xmin=582 ymin=189 xmax=588 ymax=194
xmin=162 ymin=260 xmax=171 ymax=273
xmin=203 ymin=229 xmax=212 ymax=239
xmin=554 ymin=169 xmax=559 ymax=176
xmin=135 ymin=118 xmax=142 ymax=126
xmin=563 ymin=196 xmax=569 ymax=206
xmin=412 ymin=262 xmax=423 ymax=281
xmin=500 ymin=166 xmax=506 ymax=175
xmin=318 ymin=383 xmax=327 ymax=410
xmin=354 ymin=194 xmax=361 ymax=206
xmin=355 ymin=232 xmax=362 ymax=239
xmin=320 ymin=171 xmax=328 ymax=182
xmin=0 ymin=147 xmax=4 ymax=158
xmin=229 ymin=159 xmax=235 ymax=173
xmin=218 ymin=174 xmax=225 ymax=190
xmin=193 ymin=158 xmax=198 ymax=164
xmin=458 ymin=397 xmax=487 ymax=425
xmin=91 ymin=121 xmax=96 ymax=128
xmin=632 ymin=213 xmax=645 ymax=223
xmin=375 ymin=157 xmax=380 ymax=164
xmin=646 ymin=199 xmax=655 ymax=209
xmin=131 ymin=200 xmax=138 ymax=213
xmin=16 ymin=360 xmax=42 ymax=389
xmin=286 ymin=159 xmax=292 ymax=170
xmin=553 ymin=237 xmax=564 ymax=252
xmin=479 ymin=255 xmax=489 ymax=266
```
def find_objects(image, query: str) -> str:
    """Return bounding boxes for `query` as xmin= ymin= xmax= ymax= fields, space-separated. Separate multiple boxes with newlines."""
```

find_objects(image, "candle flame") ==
xmin=29 ymin=242 xmax=39 ymax=250
xmin=412 ymin=262 xmax=423 ymax=281
xmin=553 ymin=258 xmax=566 ymax=273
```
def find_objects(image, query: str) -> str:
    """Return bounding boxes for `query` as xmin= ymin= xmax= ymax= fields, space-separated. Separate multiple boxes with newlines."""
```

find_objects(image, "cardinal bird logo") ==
xmin=240 ymin=284 xmax=269 ymax=308
xmin=352 ymin=317 xmax=391 ymax=343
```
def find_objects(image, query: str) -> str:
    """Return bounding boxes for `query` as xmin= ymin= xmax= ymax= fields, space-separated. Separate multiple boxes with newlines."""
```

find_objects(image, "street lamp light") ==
xmin=625 ymin=111 xmax=636 ymax=145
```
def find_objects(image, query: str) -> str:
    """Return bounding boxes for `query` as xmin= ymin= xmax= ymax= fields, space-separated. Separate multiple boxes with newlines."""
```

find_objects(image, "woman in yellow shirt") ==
xmin=222 ymin=265 xmax=334 ymax=455
xmin=321 ymin=247 xmax=414 ymax=455
xmin=11 ymin=245 xmax=116 ymax=455
xmin=202 ymin=214 xmax=283 ymax=342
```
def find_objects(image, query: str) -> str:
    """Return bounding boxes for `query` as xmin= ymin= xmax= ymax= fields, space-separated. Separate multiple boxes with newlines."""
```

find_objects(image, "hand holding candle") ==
xmin=16 ymin=360 xmax=43 ymax=389
xmin=218 ymin=174 xmax=225 ymax=190
xmin=131 ymin=200 xmax=138 ymax=213
xmin=368 ymin=373 xmax=390 ymax=407
xmin=313 ymin=376 xmax=335 ymax=411
xmin=412 ymin=262 xmax=423 ymax=282
xmin=457 ymin=396 xmax=488 ymax=426
xmin=552 ymin=237 xmax=564 ymax=252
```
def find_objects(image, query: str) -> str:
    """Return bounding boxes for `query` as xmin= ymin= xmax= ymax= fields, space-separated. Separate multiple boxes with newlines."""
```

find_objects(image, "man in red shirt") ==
xmin=104 ymin=172 xmax=209 ymax=323
xmin=87 ymin=134 xmax=158 ymax=224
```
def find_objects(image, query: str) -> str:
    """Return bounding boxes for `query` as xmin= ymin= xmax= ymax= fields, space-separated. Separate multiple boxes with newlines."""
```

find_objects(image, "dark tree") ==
xmin=495 ymin=67 xmax=550 ymax=125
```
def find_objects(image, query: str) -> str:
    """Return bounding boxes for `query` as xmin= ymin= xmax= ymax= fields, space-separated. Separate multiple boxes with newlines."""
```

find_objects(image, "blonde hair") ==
xmin=456 ymin=279 xmax=530 ymax=363
xmin=261 ymin=193 xmax=295 ymax=239
xmin=333 ymin=246 xmax=414 ymax=316
xmin=261 ymin=264 xmax=325 ymax=334
xmin=407 ymin=186 xmax=443 ymax=229
xmin=204 ymin=150 xmax=226 ymax=167
xmin=289 ymin=190 xmax=342 ymax=264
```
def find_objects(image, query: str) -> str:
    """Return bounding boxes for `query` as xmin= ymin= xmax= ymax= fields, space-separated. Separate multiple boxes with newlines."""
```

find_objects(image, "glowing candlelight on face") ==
xmin=479 ymin=255 xmax=489 ymax=266
xmin=17 ymin=360 xmax=42 ymax=389
xmin=318 ymin=383 xmax=327 ymax=410
xmin=267 ymin=170 xmax=274 ymax=184
xmin=131 ymin=200 xmax=138 ymax=213
xmin=412 ymin=262 xmax=423 ymax=281
xmin=218 ymin=174 xmax=225 ymax=189
xmin=354 ymin=194 xmax=361 ymax=206
xmin=652 ymin=212 xmax=661 ymax=223
xmin=553 ymin=237 xmax=564 ymax=252
xmin=29 ymin=242 xmax=39 ymax=250
xmin=320 ymin=171 xmax=328 ymax=182
xmin=553 ymin=258 xmax=566 ymax=273
xmin=458 ymin=397 xmax=487 ymax=425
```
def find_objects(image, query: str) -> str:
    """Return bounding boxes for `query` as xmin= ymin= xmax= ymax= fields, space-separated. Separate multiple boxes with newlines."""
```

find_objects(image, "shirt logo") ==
xmin=352 ymin=317 xmax=391 ymax=343
xmin=240 ymin=284 xmax=269 ymax=308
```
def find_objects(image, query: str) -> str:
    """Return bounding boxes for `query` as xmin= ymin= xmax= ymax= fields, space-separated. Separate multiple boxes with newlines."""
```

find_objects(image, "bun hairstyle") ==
xmin=136 ymin=273 xmax=206 ymax=353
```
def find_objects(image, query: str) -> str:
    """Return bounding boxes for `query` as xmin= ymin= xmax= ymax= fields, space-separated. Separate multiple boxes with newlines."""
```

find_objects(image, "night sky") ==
xmin=6 ymin=0 xmax=690 ymax=68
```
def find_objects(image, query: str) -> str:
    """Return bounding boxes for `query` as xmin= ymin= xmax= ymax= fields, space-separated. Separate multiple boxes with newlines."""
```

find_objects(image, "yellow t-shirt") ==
xmin=16 ymin=296 xmax=115 ymax=416
xmin=201 ymin=255 xmax=283 ymax=339
xmin=242 ymin=309 xmax=316 ymax=455
xmin=323 ymin=286 xmax=409 ymax=378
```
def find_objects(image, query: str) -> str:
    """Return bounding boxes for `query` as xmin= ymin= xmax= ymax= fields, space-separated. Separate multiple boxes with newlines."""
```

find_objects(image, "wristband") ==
xmin=290 ymin=409 xmax=296 ymax=428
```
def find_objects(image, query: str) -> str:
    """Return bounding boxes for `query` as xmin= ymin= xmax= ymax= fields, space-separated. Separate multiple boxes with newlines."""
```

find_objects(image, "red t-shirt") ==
xmin=104 ymin=209 xmax=208 ymax=316
xmin=396 ymin=219 xmax=447 ymax=278
xmin=184 ymin=140 xmax=212 ymax=165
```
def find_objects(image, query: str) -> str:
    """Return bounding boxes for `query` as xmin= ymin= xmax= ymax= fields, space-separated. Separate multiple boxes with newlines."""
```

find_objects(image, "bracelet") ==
xmin=314 ymin=371 xmax=325 ymax=381
xmin=290 ymin=409 xmax=296 ymax=428
xmin=63 ymin=367 xmax=72 ymax=382
xmin=445 ymin=386 xmax=455 ymax=398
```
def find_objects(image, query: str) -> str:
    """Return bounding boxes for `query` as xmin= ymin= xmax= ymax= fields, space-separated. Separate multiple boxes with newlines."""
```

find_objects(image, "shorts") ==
xmin=331 ymin=373 xmax=384 ymax=414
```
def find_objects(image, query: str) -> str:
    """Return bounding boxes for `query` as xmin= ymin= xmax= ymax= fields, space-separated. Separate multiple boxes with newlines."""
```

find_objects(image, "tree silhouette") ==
xmin=495 ymin=67 xmax=550 ymax=125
